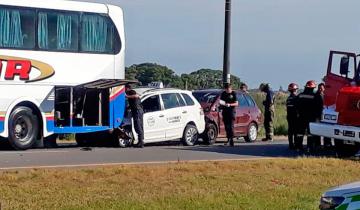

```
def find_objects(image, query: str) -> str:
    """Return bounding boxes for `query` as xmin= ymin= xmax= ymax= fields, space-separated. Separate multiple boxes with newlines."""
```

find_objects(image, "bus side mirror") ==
xmin=340 ymin=56 xmax=349 ymax=75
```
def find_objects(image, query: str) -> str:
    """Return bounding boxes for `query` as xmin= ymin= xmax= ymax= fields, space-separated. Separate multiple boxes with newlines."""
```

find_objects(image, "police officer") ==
xmin=286 ymin=83 xmax=298 ymax=150
xmin=259 ymin=83 xmax=275 ymax=142
xmin=220 ymin=83 xmax=239 ymax=147
xmin=316 ymin=83 xmax=332 ymax=148
xmin=296 ymin=80 xmax=322 ymax=154
xmin=125 ymin=84 xmax=144 ymax=148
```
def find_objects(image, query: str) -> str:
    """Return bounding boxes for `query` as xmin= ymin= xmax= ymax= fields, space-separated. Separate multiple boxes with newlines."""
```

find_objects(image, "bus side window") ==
xmin=80 ymin=14 xmax=115 ymax=53
xmin=0 ymin=8 xmax=35 ymax=49
xmin=38 ymin=12 xmax=79 ymax=51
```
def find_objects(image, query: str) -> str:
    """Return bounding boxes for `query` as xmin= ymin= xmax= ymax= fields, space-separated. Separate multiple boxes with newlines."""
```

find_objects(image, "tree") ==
xmin=125 ymin=63 xmax=242 ymax=90
xmin=125 ymin=63 xmax=181 ymax=87
xmin=180 ymin=69 xmax=241 ymax=90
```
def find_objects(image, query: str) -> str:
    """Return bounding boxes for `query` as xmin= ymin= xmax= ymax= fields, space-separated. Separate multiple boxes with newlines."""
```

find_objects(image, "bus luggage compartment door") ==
xmin=54 ymin=86 xmax=110 ymax=128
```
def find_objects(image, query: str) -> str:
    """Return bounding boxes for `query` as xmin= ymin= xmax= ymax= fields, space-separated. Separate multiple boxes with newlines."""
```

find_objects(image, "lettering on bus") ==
xmin=0 ymin=55 xmax=55 ymax=82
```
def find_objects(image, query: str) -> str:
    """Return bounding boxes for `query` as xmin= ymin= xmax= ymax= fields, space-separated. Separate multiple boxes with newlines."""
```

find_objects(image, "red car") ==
xmin=192 ymin=89 xmax=262 ymax=144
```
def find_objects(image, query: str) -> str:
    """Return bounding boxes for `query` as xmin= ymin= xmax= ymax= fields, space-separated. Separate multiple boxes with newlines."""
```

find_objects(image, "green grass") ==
xmin=250 ymin=92 xmax=288 ymax=136
xmin=1 ymin=158 xmax=360 ymax=210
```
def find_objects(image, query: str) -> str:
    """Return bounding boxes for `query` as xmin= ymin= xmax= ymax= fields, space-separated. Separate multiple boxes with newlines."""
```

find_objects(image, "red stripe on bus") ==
xmin=110 ymin=88 xmax=125 ymax=101
xmin=46 ymin=116 xmax=54 ymax=121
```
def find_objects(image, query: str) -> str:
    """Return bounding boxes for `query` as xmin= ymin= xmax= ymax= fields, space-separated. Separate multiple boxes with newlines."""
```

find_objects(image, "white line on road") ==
xmin=0 ymin=150 xmax=70 ymax=155
xmin=0 ymin=157 xmax=280 ymax=170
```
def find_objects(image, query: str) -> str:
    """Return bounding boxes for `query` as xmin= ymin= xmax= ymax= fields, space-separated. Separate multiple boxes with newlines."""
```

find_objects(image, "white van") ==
xmin=117 ymin=88 xmax=206 ymax=147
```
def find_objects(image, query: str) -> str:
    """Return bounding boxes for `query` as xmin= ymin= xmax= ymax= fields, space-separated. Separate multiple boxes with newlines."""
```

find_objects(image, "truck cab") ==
xmin=310 ymin=50 xmax=360 ymax=157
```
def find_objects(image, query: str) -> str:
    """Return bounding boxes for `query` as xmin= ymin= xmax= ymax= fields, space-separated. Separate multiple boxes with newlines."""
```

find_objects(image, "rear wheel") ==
xmin=244 ymin=123 xmax=258 ymax=142
xmin=8 ymin=106 xmax=39 ymax=150
xmin=334 ymin=139 xmax=360 ymax=158
xmin=182 ymin=124 xmax=198 ymax=146
xmin=203 ymin=123 xmax=217 ymax=145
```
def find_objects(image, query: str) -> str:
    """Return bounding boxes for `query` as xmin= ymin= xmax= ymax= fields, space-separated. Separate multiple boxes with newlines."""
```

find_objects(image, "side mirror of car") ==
xmin=340 ymin=56 xmax=350 ymax=76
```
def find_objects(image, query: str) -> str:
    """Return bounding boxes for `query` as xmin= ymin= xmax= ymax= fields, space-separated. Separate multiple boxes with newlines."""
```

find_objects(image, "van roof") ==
xmin=134 ymin=88 xmax=192 ymax=97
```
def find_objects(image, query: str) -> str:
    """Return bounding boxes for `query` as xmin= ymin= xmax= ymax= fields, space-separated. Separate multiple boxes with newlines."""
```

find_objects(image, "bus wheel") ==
xmin=334 ymin=139 xmax=360 ymax=158
xmin=8 ymin=106 xmax=39 ymax=150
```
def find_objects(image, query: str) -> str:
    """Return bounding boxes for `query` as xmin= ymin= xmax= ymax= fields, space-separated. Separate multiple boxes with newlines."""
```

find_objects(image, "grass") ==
xmin=250 ymin=92 xmax=288 ymax=136
xmin=1 ymin=158 xmax=360 ymax=210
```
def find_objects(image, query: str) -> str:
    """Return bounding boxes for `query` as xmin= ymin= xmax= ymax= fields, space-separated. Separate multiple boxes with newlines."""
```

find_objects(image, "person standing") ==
xmin=259 ymin=83 xmax=275 ymax=142
xmin=286 ymin=83 xmax=299 ymax=150
xmin=220 ymin=83 xmax=239 ymax=147
xmin=240 ymin=83 xmax=249 ymax=93
xmin=316 ymin=83 xmax=332 ymax=148
xmin=296 ymin=80 xmax=322 ymax=154
xmin=125 ymin=84 xmax=144 ymax=148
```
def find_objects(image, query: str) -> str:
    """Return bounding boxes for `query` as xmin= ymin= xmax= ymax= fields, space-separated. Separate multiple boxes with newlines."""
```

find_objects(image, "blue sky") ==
xmin=86 ymin=0 xmax=360 ymax=89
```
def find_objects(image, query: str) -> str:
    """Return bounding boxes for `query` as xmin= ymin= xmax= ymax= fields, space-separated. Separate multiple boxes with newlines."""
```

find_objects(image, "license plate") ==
xmin=343 ymin=130 xmax=355 ymax=137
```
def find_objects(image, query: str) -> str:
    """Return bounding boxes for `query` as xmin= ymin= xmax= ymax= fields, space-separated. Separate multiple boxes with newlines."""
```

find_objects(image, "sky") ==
xmin=85 ymin=0 xmax=360 ymax=89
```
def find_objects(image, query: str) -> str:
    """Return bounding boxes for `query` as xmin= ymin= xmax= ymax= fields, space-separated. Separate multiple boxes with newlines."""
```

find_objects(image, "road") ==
xmin=0 ymin=139 xmax=335 ymax=170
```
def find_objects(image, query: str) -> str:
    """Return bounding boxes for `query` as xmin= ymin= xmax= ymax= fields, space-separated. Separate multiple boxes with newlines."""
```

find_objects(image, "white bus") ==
xmin=0 ymin=0 xmax=131 ymax=149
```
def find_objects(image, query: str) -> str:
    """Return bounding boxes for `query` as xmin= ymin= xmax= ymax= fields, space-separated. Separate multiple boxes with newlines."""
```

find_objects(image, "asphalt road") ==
xmin=0 ymin=139 xmax=336 ymax=170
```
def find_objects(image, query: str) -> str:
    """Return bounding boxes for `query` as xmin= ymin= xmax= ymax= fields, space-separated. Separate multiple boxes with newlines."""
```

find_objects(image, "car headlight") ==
xmin=319 ymin=196 xmax=345 ymax=210
xmin=323 ymin=114 xmax=337 ymax=121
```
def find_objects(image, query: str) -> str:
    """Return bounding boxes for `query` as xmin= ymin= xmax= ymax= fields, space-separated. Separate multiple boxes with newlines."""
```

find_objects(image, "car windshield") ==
xmin=193 ymin=92 xmax=219 ymax=104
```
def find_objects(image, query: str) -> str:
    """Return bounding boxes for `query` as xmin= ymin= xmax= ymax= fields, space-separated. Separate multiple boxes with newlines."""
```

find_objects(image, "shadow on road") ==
xmin=168 ymin=142 xmax=337 ymax=158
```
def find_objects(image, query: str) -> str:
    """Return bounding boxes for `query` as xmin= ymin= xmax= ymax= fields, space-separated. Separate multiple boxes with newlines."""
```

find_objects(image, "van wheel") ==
xmin=8 ymin=106 xmax=39 ymax=150
xmin=335 ymin=139 xmax=360 ymax=158
xmin=115 ymin=128 xmax=133 ymax=148
xmin=244 ymin=123 xmax=258 ymax=142
xmin=182 ymin=124 xmax=198 ymax=146
xmin=203 ymin=123 xmax=217 ymax=145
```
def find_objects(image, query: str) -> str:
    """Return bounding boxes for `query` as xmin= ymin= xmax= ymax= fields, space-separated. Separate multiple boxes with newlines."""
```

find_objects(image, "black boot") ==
xmin=295 ymin=136 xmax=304 ymax=152
xmin=229 ymin=138 xmax=234 ymax=147
xmin=288 ymin=135 xmax=295 ymax=150
xmin=137 ymin=139 xmax=144 ymax=148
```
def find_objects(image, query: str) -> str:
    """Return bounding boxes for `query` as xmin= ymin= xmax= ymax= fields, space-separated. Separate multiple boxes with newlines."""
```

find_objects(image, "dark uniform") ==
xmin=315 ymin=90 xmax=331 ymax=147
xmin=126 ymin=89 xmax=144 ymax=147
xmin=286 ymin=93 xmax=297 ymax=149
xmin=313 ymin=90 xmax=326 ymax=149
xmin=296 ymin=88 xmax=322 ymax=153
xmin=263 ymin=89 xmax=275 ymax=141
xmin=220 ymin=90 xmax=237 ymax=146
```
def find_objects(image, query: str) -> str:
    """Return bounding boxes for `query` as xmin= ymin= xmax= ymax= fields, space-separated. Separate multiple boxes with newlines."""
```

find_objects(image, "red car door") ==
xmin=234 ymin=93 xmax=251 ymax=136
xmin=217 ymin=100 xmax=226 ymax=138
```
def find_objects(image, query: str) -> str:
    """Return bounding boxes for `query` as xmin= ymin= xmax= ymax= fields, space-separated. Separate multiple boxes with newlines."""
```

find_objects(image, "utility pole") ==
xmin=223 ymin=0 xmax=231 ymax=86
